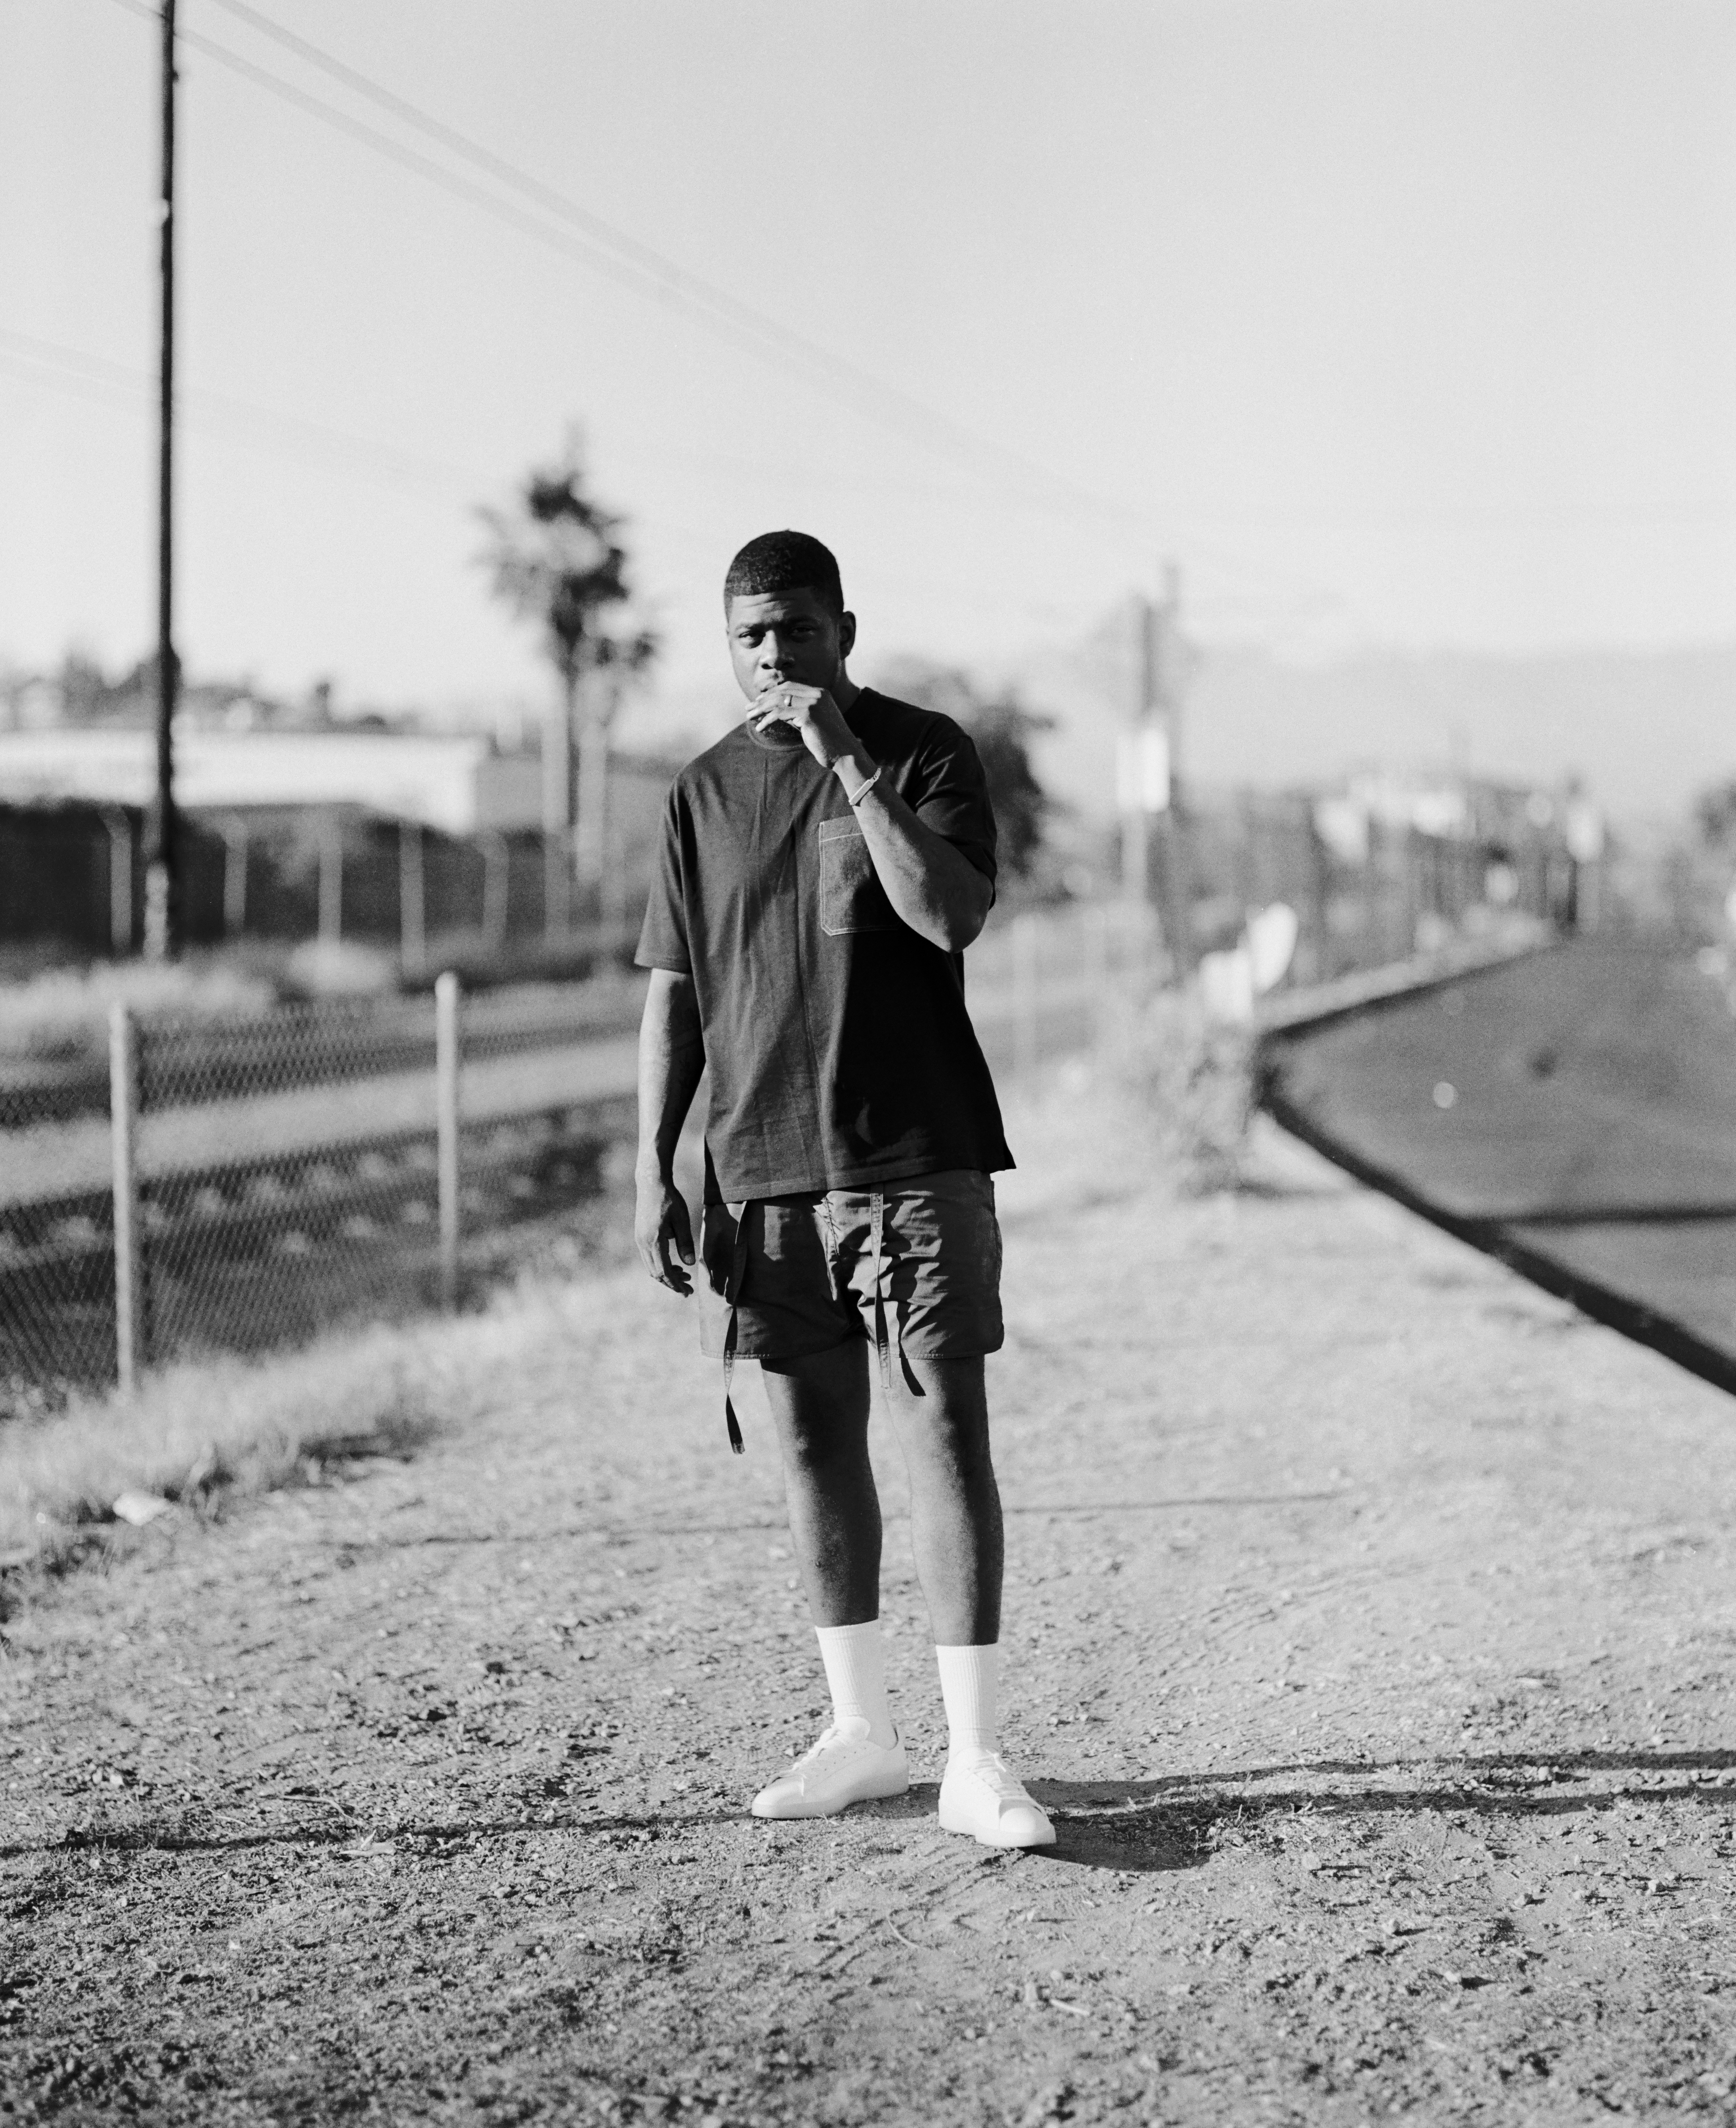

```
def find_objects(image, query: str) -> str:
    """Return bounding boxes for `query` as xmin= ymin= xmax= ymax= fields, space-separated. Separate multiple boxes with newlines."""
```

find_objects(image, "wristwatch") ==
xmin=845 ymin=761 xmax=883 ymax=807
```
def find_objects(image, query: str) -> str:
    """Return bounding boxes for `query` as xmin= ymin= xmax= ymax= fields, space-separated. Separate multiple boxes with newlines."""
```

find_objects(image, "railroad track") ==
xmin=0 ymin=1095 xmax=632 ymax=1394
xmin=0 ymin=974 xmax=1095 ymax=1402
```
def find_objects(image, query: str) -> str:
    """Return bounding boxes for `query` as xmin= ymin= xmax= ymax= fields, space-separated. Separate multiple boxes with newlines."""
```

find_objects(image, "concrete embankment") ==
xmin=1263 ymin=938 xmax=1736 ymax=1392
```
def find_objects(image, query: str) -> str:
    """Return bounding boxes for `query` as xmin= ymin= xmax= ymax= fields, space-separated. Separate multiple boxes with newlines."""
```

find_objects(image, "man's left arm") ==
xmin=846 ymin=771 xmax=992 ymax=951
xmin=757 ymin=685 xmax=994 ymax=951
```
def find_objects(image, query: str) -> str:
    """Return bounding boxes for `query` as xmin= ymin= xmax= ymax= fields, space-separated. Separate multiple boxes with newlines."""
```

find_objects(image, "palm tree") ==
xmin=480 ymin=436 xmax=657 ymax=935
xmin=582 ymin=624 xmax=658 ymax=926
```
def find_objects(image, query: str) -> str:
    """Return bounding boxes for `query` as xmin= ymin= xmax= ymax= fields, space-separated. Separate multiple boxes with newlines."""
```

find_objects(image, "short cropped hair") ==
xmin=723 ymin=530 xmax=845 ymax=616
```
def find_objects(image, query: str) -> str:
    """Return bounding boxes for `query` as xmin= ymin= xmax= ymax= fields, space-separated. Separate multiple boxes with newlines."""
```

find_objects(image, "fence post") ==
xmin=109 ymin=1003 xmax=143 ymax=1394
xmin=1083 ymin=902 xmax=1109 ymax=1045
xmin=101 ymin=807 xmax=134 ymax=957
xmin=399 ymin=821 xmax=425 ymax=976
xmin=435 ymin=971 xmax=461 ymax=1313
xmin=1362 ymin=816 xmax=1384 ymax=968
xmin=481 ymin=831 xmax=510 ymax=949
xmin=319 ymin=812 xmax=343 ymax=944
xmin=220 ymin=815 xmax=249 ymax=937
xmin=1012 ymin=913 xmax=1039 ymax=1079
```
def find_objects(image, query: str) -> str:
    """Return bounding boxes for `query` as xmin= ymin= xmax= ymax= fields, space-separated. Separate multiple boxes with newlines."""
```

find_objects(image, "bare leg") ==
xmin=881 ymin=1354 xmax=1002 ymax=1647
xmin=761 ymin=1341 xmax=880 ymax=1629
xmin=883 ymin=1354 xmax=1049 ymax=1845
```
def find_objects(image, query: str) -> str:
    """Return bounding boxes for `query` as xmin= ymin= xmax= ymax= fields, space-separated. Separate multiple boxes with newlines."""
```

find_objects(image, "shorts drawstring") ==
xmin=869 ymin=1190 xmax=891 ymax=1389
xmin=721 ymin=1201 xmax=754 ymax=1454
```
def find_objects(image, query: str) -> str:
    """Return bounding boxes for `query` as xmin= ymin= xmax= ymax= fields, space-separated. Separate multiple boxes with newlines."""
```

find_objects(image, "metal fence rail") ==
xmin=0 ymin=860 xmax=1564 ymax=1410
xmin=1 ymin=976 xmax=645 ymax=1410
xmin=0 ymin=918 xmax=1141 ymax=1409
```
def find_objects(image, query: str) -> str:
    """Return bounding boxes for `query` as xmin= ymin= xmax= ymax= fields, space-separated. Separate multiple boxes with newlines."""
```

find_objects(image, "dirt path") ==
xmin=6 ymin=1087 xmax=1736 ymax=2125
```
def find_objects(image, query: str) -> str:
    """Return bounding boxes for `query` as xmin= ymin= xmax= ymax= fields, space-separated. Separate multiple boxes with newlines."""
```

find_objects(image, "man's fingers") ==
xmin=637 ymin=1225 xmax=679 ymax=1290
xmin=751 ymin=685 xmax=821 ymax=719
xmin=636 ymin=1187 xmax=696 ymax=1292
xmin=656 ymin=1213 xmax=694 ymax=1294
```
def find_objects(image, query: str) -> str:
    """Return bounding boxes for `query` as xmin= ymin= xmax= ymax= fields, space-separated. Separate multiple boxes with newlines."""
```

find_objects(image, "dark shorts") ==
xmin=698 ymin=1170 xmax=1004 ymax=1365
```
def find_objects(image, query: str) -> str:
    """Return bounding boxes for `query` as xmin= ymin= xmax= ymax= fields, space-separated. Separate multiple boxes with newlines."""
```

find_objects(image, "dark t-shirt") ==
xmin=636 ymin=687 xmax=1015 ymax=1203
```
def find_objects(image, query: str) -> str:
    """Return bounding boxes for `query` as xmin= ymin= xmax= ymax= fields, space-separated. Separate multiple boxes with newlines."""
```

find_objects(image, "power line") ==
xmin=0 ymin=327 xmax=490 ymax=495
xmin=0 ymin=325 xmax=1116 ymax=553
xmin=102 ymin=0 xmax=1144 ymax=532
xmin=204 ymin=0 xmax=828 ymax=341
xmin=3 ymin=336 xmax=1081 ymax=624
xmin=0 ymin=331 xmax=708 ymax=544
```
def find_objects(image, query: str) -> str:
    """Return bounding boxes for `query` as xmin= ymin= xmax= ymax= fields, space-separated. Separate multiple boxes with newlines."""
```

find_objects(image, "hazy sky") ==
xmin=3 ymin=0 xmax=1733 ymax=732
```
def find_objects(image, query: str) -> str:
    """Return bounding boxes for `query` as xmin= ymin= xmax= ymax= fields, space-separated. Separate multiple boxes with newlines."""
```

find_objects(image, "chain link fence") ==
xmin=0 ymin=1183 xmax=118 ymax=1406
xmin=131 ymin=997 xmax=449 ymax=1371
xmin=1 ymin=976 xmax=646 ymax=1415
xmin=1 ymin=922 xmax=1134 ymax=1412
xmin=1 ymin=827 xmax=1573 ymax=1416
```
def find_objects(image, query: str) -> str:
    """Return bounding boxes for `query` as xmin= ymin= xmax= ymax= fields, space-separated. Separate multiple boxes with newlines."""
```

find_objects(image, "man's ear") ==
xmin=838 ymin=610 xmax=857 ymax=660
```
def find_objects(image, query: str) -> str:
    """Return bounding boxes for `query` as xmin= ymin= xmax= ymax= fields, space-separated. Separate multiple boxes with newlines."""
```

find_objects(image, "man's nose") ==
xmin=757 ymin=632 xmax=789 ymax=671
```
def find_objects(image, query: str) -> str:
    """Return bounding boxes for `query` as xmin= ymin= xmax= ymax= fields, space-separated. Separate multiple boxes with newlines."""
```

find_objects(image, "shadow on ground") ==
xmin=1012 ymin=1747 xmax=1736 ymax=1871
xmin=16 ymin=1749 xmax=1731 ymax=1874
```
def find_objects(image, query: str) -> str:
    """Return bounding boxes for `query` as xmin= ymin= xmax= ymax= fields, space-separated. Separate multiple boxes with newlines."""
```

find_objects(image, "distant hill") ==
xmin=615 ymin=633 xmax=1734 ymax=829
xmin=999 ymin=632 xmax=1736 ymax=825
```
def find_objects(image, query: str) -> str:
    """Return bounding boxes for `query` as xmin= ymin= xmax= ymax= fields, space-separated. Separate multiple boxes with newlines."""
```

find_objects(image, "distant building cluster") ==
xmin=0 ymin=656 xmax=676 ymax=974
xmin=4 ymin=655 xmax=361 ymax=738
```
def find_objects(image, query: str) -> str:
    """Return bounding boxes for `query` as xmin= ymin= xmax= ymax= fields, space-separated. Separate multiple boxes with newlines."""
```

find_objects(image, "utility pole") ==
xmin=542 ymin=683 xmax=573 ymax=941
xmin=1156 ymin=559 xmax=1184 ymax=787
xmin=1117 ymin=596 xmax=1153 ymax=909
xmin=143 ymin=0 xmax=180 ymax=960
xmin=1152 ymin=559 xmax=1193 ymax=974
xmin=1117 ymin=565 xmax=1183 ymax=933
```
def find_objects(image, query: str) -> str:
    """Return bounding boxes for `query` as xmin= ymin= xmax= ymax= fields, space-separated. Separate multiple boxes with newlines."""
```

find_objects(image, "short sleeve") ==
xmin=908 ymin=718 xmax=998 ymax=887
xmin=634 ymin=782 xmax=692 ymax=973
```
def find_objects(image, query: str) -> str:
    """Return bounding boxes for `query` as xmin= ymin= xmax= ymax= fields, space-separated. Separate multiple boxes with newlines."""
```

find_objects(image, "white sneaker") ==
xmin=750 ymin=1721 xmax=909 ymax=1819
xmin=938 ymin=1752 xmax=1056 ymax=1849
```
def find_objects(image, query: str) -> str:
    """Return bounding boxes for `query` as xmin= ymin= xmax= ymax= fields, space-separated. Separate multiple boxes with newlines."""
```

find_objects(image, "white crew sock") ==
xmin=935 ymin=1643 xmax=999 ymax=1765
xmin=814 ymin=1620 xmax=896 ymax=1748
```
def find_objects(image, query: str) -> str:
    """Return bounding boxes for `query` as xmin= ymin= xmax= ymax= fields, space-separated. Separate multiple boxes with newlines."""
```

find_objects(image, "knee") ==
xmin=903 ymin=1408 xmax=995 ymax=1491
xmin=777 ymin=1414 xmax=869 ymax=1481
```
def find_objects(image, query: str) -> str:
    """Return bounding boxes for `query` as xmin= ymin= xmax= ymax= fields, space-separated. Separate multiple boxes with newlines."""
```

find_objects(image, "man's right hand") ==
xmin=635 ymin=1174 xmax=695 ymax=1295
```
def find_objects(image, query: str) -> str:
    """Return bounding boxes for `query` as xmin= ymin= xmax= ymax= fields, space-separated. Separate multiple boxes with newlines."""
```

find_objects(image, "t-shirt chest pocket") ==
xmin=817 ymin=816 xmax=898 ymax=937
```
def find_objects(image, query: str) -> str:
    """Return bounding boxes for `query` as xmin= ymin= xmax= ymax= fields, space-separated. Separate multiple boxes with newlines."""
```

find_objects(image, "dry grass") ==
xmin=0 ymin=957 xmax=276 ymax=1061
xmin=0 ymin=985 xmax=1252 ymax=1596
xmin=0 ymin=1302 xmax=538 ymax=1586
xmin=1092 ymin=976 xmax=1259 ymax=1192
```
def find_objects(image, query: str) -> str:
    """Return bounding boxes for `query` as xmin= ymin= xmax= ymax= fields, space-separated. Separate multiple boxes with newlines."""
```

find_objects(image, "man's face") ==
xmin=726 ymin=587 xmax=856 ymax=701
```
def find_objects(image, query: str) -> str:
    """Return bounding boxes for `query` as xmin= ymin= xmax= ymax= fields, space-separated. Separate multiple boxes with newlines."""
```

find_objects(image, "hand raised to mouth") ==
xmin=747 ymin=681 xmax=857 ymax=771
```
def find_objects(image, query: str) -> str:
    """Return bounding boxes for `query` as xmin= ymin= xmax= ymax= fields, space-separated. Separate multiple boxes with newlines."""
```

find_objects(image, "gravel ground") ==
xmin=5 ymin=1080 xmax=1736 ymax=2125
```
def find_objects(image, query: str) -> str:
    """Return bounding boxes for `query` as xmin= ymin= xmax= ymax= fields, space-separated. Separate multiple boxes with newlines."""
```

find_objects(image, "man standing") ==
xmin=633 ymin=530 xmax=1052 ymax=1849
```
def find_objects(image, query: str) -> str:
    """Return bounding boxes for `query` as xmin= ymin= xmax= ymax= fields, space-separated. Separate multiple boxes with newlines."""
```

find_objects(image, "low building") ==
xmin=0 ymin=725 xmax=543 ymax=837
xmin=0 ymin=726 xmax=679 ymax=967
